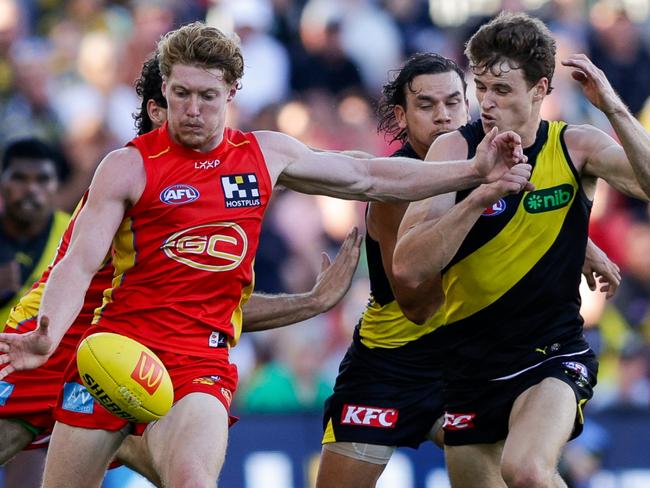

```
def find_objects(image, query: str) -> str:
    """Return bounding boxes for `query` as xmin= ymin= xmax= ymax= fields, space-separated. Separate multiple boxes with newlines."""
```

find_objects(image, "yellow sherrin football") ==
xmin=76 ymin=332 xmax=173 ymax=423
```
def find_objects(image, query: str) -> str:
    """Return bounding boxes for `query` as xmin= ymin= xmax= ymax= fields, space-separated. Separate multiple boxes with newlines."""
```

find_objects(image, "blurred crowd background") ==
xmin=1 ymin=0 xmax=650 ymax=484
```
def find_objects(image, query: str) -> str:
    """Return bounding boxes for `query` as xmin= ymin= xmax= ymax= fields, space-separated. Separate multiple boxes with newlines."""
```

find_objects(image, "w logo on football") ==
xmin=130 ymin=351 xmax=165 ymax=395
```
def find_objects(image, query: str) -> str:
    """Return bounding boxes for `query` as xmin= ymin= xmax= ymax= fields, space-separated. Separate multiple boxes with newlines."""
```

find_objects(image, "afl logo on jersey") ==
xmin=160 ymin=184 xmax=200 ymax=205
xmin=482 ymin=198 xmax=506 ymax=217
xmin=162 ymin=222 xmax=248 ymax=272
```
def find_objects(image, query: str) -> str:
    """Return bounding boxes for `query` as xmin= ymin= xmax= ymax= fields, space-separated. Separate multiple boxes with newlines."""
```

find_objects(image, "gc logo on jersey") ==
xmin=221 ymin=174 xmax=260 ymax=208
xmin=160 ymin=184 xmax=200 ymax=205
xmin=162 ymin=222 xmax=248 ymax=272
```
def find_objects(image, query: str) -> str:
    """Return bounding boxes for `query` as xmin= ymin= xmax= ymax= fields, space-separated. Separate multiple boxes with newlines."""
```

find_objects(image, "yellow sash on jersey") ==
xmin=441 ymin=121 xmax=578 ymax=324
xmin=359 ymin=299 xmax=444 ymax=349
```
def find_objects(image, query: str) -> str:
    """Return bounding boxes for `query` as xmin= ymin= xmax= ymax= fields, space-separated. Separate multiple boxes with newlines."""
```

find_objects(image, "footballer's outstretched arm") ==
xmin=0 ymin=148 xmax=145 ymax=379
xmin=255 ymin=128 xmax=525 ymax=202
xmin=563 ymin=55 xmax=650 ymax=199
xmin=242 ymin=228 xmax=362 ymax=332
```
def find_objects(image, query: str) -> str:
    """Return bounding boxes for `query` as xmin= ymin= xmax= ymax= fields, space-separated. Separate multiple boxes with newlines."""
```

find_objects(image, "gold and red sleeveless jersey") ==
xmin=6 ymin=191 xmax=112 ymax=354
xmin=94 ymin=124 xmax=271 ymax=357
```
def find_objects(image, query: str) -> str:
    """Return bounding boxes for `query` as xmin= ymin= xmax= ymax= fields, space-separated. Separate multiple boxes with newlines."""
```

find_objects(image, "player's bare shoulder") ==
xmin=426 ymin=130 xmax=468 ymax=163
xmin=251 ymin=130 xmax=304 ymax=183
xmin=562 ymin=124 xmax=610 ymax=173
xmin=90 ymin=146 xmax=146 ymax=206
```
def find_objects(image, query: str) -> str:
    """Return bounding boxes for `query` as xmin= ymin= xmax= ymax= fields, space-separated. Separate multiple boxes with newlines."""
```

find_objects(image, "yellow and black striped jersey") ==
xmin=358 ymin=144 xmax=444 ymax=365
xmin=436 ymin=120 xmax=592 ymax=382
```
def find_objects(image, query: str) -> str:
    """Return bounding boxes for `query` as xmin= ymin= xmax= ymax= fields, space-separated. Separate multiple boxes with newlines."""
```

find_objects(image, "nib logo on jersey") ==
xmin=524 ymin=184 xmax=574 ymax=214
xmin=221 ymin=173 xmax=261 ymax=208
xmin=340 ymin=404 xmax=399 ymax=428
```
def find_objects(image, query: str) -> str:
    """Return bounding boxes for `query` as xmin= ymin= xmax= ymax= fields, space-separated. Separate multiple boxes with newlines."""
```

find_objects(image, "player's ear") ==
xmin=227 ymin=86 xmax=237 ymax=102
xmin=147 ymin=99 xmax=167 ymax=129
xmin=394 ymin=105 xmax=407 ymax=130
xmin=532 ymin=78 xmax=548 ymax=102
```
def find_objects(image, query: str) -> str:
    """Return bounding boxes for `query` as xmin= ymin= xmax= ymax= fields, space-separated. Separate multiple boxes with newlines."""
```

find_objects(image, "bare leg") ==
xmin=144 ymin=393 xmax=229 ymax=488
xmin=445 ymin=442 xmax=506 ymax=488
xmin=316 ymin=447 xmax=387 ymax=488
xmin=114 ymin=435 xmax=162 ymax=487
xmin=501 ymin=378 xmax=576 ymax=488
xmin=0 ymin=419 xmax=34 ymax=465
xmin=41 ymin=422 xmax=124 ymax=488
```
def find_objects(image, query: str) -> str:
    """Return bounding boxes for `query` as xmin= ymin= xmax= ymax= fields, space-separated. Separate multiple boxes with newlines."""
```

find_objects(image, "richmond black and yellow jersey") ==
xmin=358 ymin=143 xmax=443 ymax=357
xmin=436 ymin=119 xmax=592 ymax=382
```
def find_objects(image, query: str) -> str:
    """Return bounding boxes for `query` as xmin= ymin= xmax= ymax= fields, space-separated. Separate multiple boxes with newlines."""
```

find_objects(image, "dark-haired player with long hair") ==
xmin=0 ymin=53 xmax=362 ymax=487
xmin=133 ymin=53 xmax=168 ymax=136
xmin=316 ymin=53 xmax=475 ymax=488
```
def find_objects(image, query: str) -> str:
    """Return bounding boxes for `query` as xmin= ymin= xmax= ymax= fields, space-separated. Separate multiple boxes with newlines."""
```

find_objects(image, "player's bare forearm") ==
xmin=393 ymin=277 xmax=444 ymax=325
xmin=242 ymin=228 xmax=361 ymax=332
xmin=365 ymin=157 xmax=483 ymax=202
xmin=39 ymin=259 xmax=94 ymax=350
xmin=393 ymin=193 xmax=485 ymax=290
xmin=367 ymin=202 xmax=442 ymax=325
xmin=393 ymin=163 xmax=532 ymax=291
xmin=241 ymin=292 xmax=320 ymax=332
xmin=563 ymin=54 xmax=650 ymax=199
xmin=310 ymin=146 xmax=375 ymax=159
xmin=605 ymin=107 xmax=650 ymax=199
xmin=582 ymin=238 xmax=621 ymax=299
xmin=278 ymin=153 xmax=484 ymax=202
